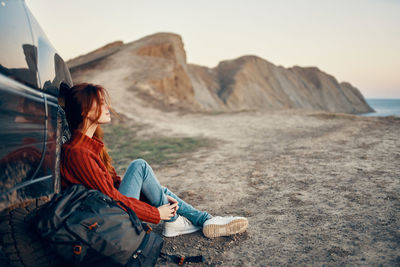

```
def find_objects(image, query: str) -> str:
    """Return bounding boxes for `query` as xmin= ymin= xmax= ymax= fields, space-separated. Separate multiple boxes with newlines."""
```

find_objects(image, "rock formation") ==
xmin=67 ymin=32 xmax=373 ymax=114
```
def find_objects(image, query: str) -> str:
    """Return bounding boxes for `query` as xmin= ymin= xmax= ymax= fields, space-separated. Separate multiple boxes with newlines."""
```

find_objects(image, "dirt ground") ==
xmin=116 ymin=108 xmax=400 ymax=266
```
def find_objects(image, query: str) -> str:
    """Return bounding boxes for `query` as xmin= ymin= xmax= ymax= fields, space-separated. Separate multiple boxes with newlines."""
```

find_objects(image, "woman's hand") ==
xmin=166 ymin=195 xmax=178 ymax=206
xmin=166 ymin=195 xmax=179 ymax=214
xmin=158 ymin=202 xmax=178 ymax=221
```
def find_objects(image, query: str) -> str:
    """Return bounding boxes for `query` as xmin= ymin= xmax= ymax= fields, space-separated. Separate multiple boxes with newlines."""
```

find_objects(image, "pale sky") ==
xmin=26 ymin=0 xmax=400 ymax=98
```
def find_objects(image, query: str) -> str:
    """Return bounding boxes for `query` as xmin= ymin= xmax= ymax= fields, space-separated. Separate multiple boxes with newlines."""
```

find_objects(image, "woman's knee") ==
xmin=123 ymin=159 xmax=148 ymax=184
xmin=129 ymin=158 xmax=148 ymax=169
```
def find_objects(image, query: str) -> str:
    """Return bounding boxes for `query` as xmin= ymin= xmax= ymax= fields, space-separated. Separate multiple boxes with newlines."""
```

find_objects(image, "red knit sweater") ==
xmin=60 ymin=130 xmax=160 ymax=224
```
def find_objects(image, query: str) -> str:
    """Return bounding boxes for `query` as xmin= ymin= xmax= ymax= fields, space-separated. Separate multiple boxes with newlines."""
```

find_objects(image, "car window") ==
xmin=25 ymin=6 xmax=73 ymax=96
xmin=0 ymin=0 xmax=39 ymax=89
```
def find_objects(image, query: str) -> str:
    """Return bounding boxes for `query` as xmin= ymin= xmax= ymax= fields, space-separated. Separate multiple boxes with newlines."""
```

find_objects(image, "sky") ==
xmin=26 ymin=0 xmax=400 ymax=98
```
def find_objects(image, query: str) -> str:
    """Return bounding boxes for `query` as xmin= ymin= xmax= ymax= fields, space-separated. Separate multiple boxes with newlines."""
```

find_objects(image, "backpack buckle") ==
xmin=88 ymin=222 xmax=99 ymax=230
xmin=132 ymin=250 xmax=142 ymax=259
xmin=146 ymin=225 xmax=152 ymax=234
xmin=179 ymin=256 xmax=185 ymax=266
xmin=73 ymin=245 xmax=82 ymax=255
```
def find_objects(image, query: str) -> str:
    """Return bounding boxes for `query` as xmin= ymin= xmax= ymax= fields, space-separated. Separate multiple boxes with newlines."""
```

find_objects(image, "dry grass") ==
xmin=102 ymin=121 xmax=212 ymax=174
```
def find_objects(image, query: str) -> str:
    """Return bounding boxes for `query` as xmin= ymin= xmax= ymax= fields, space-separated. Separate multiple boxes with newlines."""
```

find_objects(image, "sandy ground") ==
xmin=112 ymin=107 xmax=400 ymax=266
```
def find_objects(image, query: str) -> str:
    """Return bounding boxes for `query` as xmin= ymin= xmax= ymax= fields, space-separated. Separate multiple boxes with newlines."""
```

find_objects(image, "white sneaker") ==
xmin=202 ymin=216 xmax=248 ymax=238
xmin=162 ymin=215 xmax=201 ymax=237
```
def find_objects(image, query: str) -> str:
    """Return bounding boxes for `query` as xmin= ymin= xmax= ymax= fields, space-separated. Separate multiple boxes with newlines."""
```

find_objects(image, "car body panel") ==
xmin=0 ymin=0 xmax=73 ymax=210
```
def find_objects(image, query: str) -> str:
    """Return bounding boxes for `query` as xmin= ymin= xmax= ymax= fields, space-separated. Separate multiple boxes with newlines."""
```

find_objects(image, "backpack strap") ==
xmin=72 ymin=244 xmax=84 ymax=267
xmin=117 ymin=200 xmax=142 ymax=234
xmin=141 ymin=223 xmax=153 ymax=234
xmin=160 ymin=252 xmax=204 ymax=266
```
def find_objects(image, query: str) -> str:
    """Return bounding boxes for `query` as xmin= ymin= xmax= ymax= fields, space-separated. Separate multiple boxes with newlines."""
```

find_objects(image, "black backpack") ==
xmin=32 ymin=184 xmax=162 ymax=266
xmin=32 ymin=184 xmax=204 ymax=266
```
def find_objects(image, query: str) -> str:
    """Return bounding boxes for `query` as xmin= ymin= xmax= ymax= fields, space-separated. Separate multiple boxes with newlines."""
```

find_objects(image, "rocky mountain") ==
xmin=67 ymin=32 xmax=373 ymax=114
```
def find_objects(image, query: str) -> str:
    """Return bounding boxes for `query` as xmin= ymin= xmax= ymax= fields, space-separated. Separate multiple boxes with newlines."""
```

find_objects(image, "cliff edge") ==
xmin=67 ymin=32 xmax=373 ymax=114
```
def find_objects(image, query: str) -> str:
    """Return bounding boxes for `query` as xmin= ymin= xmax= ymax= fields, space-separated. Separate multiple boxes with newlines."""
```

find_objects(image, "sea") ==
xmin=361 ymin=99 xmax=400 ymax=117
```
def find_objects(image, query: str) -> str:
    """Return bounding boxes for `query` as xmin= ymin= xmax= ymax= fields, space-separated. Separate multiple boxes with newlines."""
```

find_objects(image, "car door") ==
xmin=25 ymin=4 xmax=73 ymax=195
xmin=0 ymin=0 xmax=46 ymax=209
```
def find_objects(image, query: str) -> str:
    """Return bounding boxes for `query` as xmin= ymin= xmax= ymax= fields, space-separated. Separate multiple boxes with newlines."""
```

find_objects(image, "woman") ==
xmin=60 ymin=83 xmax=248 ymax=238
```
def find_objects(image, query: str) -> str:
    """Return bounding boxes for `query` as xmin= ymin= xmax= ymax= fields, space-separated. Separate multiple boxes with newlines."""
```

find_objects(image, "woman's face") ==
xmin=87 ymin=95 xmax=111 ymax=125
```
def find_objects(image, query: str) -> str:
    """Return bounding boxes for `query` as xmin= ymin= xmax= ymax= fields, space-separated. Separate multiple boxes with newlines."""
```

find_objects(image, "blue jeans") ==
xmin=118 ymin=159 xmax=211 ymax=226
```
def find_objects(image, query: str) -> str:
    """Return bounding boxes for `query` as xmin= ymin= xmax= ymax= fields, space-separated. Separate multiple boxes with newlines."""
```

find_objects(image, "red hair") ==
xmin=64 ymin=83 xmax=115 ymax=174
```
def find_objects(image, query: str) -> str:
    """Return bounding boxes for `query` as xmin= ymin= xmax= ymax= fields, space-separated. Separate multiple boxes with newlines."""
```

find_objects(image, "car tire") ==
xmin=0 ymin=199 xmax=61 ymax=267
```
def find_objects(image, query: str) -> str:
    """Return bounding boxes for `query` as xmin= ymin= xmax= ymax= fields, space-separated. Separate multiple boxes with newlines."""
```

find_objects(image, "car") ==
xmin=0 ymin=0 xmax=72 ymax=265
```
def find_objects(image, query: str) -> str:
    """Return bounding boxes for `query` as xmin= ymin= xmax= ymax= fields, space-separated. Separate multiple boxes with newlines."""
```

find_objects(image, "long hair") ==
xmin=63 ymin=83 xmax=115 ymax=174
